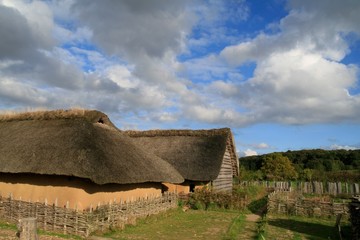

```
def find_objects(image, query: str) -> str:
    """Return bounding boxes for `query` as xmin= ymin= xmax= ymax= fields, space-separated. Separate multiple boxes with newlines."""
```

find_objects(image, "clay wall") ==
xmin=0 ymin=173 xmax=162 ymax=210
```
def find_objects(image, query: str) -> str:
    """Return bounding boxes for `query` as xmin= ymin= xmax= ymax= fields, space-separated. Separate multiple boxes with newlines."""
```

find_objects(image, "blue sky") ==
xmin=0 ymin=0 xmax=360 ymax=156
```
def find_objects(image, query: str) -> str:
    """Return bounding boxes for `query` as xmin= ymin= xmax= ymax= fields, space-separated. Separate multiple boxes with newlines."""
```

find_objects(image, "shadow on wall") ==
xmin=0 ymin=172 xmax=160 ymax=194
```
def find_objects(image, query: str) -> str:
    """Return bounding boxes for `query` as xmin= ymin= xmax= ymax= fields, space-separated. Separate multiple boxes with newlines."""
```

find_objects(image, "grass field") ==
xmin=0 ymin=208 xmax=351 ymax=239
xmin=92 ymin=209 xmax=350 ymax=240
xmin=100 ymin=208 xmax=242 ymax=240
xmin=264 ymin=214 xmax=351 ymax=240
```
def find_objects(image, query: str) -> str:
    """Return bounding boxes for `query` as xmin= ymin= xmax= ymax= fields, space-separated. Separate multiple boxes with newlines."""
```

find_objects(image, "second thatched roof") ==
xmin=125 ymin=128 xmax=238 ymax=181
xmin=0 ymin=109 xmax=183 ymax=185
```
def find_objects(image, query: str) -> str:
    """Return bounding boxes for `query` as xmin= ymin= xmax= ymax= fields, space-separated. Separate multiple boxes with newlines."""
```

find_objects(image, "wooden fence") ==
xmin=349 ymin=196 xmax=360 ymax=240
xmin=267 ymin=191 xmax=349 ymax=218
xmin=0 ymin=192 xmax=177 ymax=237
xmin=240 ymin=181 xmax=360 ymax=195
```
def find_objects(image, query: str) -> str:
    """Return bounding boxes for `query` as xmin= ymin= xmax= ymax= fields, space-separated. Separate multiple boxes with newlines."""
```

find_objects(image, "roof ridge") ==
xmin=0 ymin=109 xmax=107 ymax=122
xmin=124 ymin=128 xmax=231 ymax=137
xmin=0 ymin=109 xmax=90 ymax=121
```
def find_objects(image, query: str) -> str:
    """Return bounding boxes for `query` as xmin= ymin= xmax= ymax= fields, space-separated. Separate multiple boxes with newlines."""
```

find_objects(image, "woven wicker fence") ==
xmin=240 ymin=181 xmax=360 ymax=195
xmin=267 ymin=191 xmax=349 ymax=218
xmin=0 ymin=192 xmax=177 ymax=237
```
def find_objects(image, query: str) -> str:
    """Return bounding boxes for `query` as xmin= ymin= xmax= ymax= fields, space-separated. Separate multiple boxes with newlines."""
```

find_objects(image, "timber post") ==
xmin=18 ymin=217 xmax=38 ymax=240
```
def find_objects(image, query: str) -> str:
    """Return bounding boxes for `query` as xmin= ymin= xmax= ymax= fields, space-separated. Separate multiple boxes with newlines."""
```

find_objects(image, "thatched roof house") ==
xmin=0 ymin=109 xmax=183 ymax=209
xmin=125 ymin=128 xmax=239 ymax=193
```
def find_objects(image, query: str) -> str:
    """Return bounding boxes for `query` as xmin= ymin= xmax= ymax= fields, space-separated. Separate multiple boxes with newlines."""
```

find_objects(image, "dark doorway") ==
xmin=189 ymin=183 xmax=195 ymax=192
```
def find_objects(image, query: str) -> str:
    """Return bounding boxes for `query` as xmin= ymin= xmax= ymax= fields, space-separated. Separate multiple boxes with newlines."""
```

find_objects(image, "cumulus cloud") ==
xmin=72 ymin=0 xmax=194 ymax=60
xmin=0 ymin=4 xmax=40 ymax=60
xmin=1 ymin=0 xmax=55 ymax=51
xmin=253 ymin=143 xmax=271 ymax=149
xmin=0 ymin=0 xmax=197 ymax=118
xmin=0 ymin=1 xmax=85 ymax=92
xmin=217 ymin=0 xmax=360 ymax=126
xmin=244 ymin=149 xmax=258 ymax=157
xmin=0 ymin=0 xmax=360 ymax=133
xmin=221 ymin=0 xmax=360 ymax=64
xmin=240 ymin=49 xmax=359 ymax=124
xmin=182 ymin=104 xmax=250 ymax=126
xmin=330 ymin=144 xmax=359 ymax=151
xmin=185 ymin=0 xmax=249 ymax=55
xmin=208 ymin=81 xmax=240 ymax=97
xmin=0 ymin=78 xmax=49 ymax=106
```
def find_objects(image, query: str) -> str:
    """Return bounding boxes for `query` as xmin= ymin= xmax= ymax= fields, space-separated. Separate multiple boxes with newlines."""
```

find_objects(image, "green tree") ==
xmin=302 ymin=168 xmax=314 ymax=181
xmin=261 ymin=153 xmax=298 ymax=180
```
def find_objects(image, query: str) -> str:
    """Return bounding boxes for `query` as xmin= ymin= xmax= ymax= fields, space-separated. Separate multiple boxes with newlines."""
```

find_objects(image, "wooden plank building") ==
xmin=125 ymin=128 xmax=239 ymax=193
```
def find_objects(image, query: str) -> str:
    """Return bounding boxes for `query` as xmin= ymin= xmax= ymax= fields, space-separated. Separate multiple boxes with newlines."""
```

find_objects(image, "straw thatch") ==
xmin=0 ymin=109 xmax=183 ymax=184
xmin=125 ymin=128 xmax=238 ymax=181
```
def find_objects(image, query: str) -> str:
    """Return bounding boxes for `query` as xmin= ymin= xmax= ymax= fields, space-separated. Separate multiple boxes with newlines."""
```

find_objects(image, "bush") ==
xmin=186 ymin=187 xmax=246 ymax=211
xmin=233 ymin=184 xmax=267 ymax=201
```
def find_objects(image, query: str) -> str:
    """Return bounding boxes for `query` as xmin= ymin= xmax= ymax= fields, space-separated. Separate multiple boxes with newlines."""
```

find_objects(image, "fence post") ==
xmin=75 ymin=203 xmax=78 ymax=235
xmin=64 ymin=201 xmax=69 ymax=234
xmin=8 ymin=193 xmax=13 ymax=221
xmin=53 ymin=198 xmax=57 ymax=232
xmin=18 ymin=217 xmax=38 ymax=240
xmin=44 ymin=199 xmax=47 ymax=231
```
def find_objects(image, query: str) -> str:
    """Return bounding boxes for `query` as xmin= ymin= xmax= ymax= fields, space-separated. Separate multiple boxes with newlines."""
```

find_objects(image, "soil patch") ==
xmin=246 ymin=214 xmax=261 ymax=222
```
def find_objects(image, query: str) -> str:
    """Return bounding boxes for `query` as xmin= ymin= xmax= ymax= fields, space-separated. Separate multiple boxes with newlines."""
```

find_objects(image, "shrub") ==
xmin=186 ymin=187 xmax=246 ymax=211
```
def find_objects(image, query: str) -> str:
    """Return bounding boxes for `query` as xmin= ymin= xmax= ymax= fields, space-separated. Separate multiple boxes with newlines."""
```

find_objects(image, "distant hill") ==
xmin=240 ymin=149 xmax=360 ymax=172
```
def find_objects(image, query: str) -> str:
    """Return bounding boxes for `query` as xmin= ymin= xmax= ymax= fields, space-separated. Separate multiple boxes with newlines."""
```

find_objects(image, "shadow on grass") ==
xmin=247 ymin=197 xmax=267 ymax=215
xmin=267 ymin=218 xmax=341 ymax=240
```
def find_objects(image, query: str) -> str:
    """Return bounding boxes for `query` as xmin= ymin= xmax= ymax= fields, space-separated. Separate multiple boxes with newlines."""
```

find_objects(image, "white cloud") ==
xmin=2 ymin=0 xmax=55 ymax=49
xmin=254 ymin=143 xmax=270 ymax=149
xmin=0 ymin=78 xmax=49 ymax=106
xmin=105 ymin=65 xmax=138 ymax=89
xmin=183 ymin=104 xmax=245 ymax=125
xmin=153 ymin=112 xmax=178 ymax=123
xmin=186 ymin=0 xmax=249 ymax=53
xmin=216 ymin=0 xmax=360 ymax=126
xmin=0 ymin=0 xmax=360 ymax=132
xmin=185 ymin=105 xmax=223 ymax=123
xmin=221 ymin=0 xmax=360 ymax=65
xmin=244 ymin=149 xmax=258 ymax=157
xmin=72 ymin=0 xmax=195 ymax=60
xmin=242 ymin=49 xmax=360 ymax=124
xmin=54 ymin=26 xmax=92 ymax=46
xmin=330 ymin=144 xmax=359 ymax=151
xmin=209 ymin=80 xmax=239 ymax=97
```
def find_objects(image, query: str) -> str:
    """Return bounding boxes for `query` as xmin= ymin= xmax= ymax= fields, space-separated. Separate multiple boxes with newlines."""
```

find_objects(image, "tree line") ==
xmin=239 ymin=149 xmax=360 ymax=182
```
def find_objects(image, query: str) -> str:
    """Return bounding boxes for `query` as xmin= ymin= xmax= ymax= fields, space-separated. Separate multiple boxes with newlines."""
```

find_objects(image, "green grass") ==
xmin=38 ymin=229 xmax=83 ymax=239
xmin=264 ymin=215 xmax=351 ymax=240
xmin=223 ymin=214 xmax=246 ymax=240
xmin=0 ymin=221 xmax=17 ymax=231
xmin=1 ymin=204 xmax=351 ymax=240
xmin=99 ymin=208 xmax=240 ymax=240
xmin=0 ymin=221 xmax=81 ymax=239
xmin=235 ymin=185 xmax=266 ymax=200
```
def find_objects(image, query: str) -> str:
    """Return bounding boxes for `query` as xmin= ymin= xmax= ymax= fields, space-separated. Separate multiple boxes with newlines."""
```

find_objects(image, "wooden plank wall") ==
xmin=227 ymin=135 xmax=239 ymax=177
xmin=212 ymin=145 xmax=233 ymax=192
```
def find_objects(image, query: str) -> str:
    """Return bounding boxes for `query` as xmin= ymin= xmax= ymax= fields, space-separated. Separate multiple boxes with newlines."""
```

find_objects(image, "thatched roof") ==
xmin=125 ymin=128 xmax=238 ymax=181
xmin=0 ymin=109 xmax=183 ymax=185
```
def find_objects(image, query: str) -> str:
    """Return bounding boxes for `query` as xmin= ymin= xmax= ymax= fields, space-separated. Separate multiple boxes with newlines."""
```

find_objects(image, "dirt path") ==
xmin=234 ymin=214 xmax=261 ymax=240
xmin=246 ymin=214 xmax=261 ymax=222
